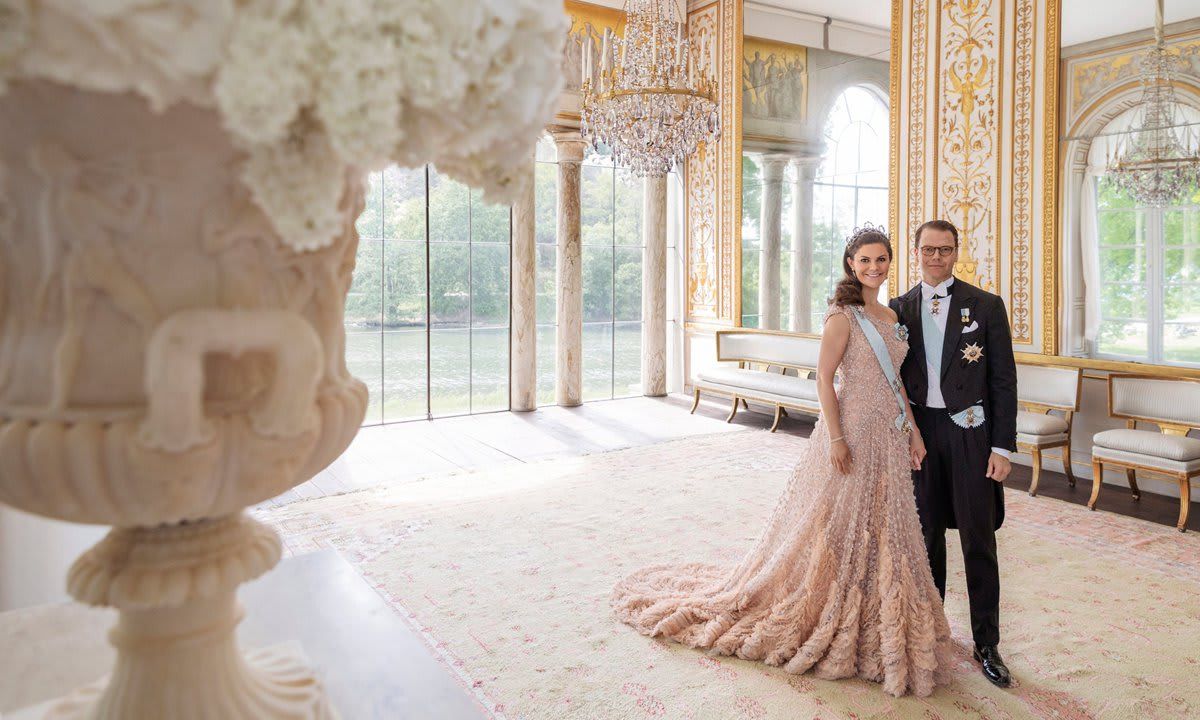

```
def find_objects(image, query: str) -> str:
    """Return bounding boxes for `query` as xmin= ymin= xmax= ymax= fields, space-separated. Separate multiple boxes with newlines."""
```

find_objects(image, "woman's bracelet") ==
xmin=830 ymin=435 xmax=845 ymax=444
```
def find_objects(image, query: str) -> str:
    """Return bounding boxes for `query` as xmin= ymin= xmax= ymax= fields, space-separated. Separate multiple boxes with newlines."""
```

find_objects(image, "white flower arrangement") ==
xmin=0 ymin=0 xmax=567 ymax=251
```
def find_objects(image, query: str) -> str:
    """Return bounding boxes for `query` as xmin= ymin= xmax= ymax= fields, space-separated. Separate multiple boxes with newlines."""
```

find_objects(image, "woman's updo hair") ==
xmin=830 ymin=224 xmax=893 ymax=307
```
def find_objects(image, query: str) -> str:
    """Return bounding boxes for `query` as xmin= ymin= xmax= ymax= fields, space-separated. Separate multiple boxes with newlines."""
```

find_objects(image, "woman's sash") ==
xmin=849 ymin=306 xmax=911 ymax=434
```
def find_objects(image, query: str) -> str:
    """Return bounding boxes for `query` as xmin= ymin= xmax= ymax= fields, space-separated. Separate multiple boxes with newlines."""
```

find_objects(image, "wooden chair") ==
xmin=1089 ymin=374 xmax=1200 ymax=532
xmin=1015 ymin=363 xmax=1082 ymax=497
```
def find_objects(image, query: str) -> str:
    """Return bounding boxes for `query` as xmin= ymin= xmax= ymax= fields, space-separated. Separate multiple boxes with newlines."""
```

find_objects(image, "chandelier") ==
xmin=579 ymin=0 xmax=720 ymax=177
xmin=1105 ymin=0 xmax=1200 ymax=207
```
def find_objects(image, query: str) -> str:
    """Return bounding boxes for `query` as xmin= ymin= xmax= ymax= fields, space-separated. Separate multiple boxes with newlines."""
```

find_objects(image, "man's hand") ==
xmin=986 ymin=452 xmax=1011 ymax=483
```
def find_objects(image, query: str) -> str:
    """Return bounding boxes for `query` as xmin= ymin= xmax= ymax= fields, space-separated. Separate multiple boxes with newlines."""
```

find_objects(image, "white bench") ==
xmin=690 ymin=329 xmax=822 ymax=432
xmin=1016 ymin=363 xmax=1082 ymax=497
xmin=1089 ymin=374 xmax=1200 ymax=532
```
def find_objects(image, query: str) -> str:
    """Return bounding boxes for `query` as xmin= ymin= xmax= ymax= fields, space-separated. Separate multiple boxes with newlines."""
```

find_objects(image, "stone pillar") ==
xmin=789 ymin=156 xmax=820 ymax=333
xmin=642 ymin=174 xmax=668 ymax=397
xmin=758 ymin=154 xmax=789 ymax=330
xmin=510 ymin=158 xmax=537 ymax=411
xmin=551 ymin=128 xmax=588 ymax=407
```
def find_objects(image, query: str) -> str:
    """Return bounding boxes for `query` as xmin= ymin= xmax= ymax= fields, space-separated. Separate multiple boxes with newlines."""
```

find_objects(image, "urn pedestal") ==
xmin=0 ymin=80 xmax=368 ymax=719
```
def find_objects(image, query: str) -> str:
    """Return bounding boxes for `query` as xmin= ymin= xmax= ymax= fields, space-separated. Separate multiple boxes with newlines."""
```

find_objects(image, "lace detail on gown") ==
xmin=611 ymin=303 xmax=953 ymax=698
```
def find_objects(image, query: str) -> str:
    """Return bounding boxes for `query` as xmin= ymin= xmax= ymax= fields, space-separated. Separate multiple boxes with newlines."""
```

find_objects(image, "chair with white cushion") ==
xmin=691 ymin=329 xmax=823 ymax=432
xmin=1089 ymin=374 xmax=1200 ymax=532
xmin=1016 ymin=363 xmax=1082 ymax=497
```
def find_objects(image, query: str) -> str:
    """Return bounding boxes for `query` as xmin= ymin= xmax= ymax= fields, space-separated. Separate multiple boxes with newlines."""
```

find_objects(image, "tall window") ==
xmin=347 ymin=166 xmax=511 ymax=425
xmin=740 ymin=156 xmax=795 ymax=329
xmin=1094 ymin=179 xmax=1200 ymax=365
xmin=811 ymin=85 xmax=889 ymax=328
xmin=581 ymin=145 xmax=644 ymax=400
xmin=536 ymin=139 xmax=677 ymax=403
xmin=534 ymin=136 xmax=559 ymax=405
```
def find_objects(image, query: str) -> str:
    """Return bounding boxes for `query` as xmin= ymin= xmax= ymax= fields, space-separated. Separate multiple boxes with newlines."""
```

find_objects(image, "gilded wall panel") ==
xmin=904 ymin=0 xmax=932 ymax=289
xmin=686 ymin=3 xmax=719 ymax=319
xmin=936 ymin=0 xmax=1001 ymax=294
xmin=1010 ymin=0 xmax=1036 ymax=344
xmin=894 ymin=0 xmax=1056 ymax=353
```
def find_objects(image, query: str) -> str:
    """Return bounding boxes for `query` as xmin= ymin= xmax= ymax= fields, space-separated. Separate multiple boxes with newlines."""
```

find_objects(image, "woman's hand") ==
xmin=830 ymin=438 xmax=852 ymax=475
xmin=909 ymin=430 xmax=926 ymax=471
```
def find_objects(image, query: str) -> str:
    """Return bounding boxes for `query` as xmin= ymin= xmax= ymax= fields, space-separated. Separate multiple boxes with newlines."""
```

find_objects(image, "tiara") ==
xmin=845 ymin=223 xmax=890 ymax=246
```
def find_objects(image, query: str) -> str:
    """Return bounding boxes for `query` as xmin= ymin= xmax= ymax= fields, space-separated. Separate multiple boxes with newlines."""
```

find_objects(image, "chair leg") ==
xmin=725 ymin=396 xmax=739 ymax=423
xmin=741 ymin=398 xmax=750 ymax=410
xmin=769 ymin=405 xmax=783 ymax=433
xmin=1127 ymin=468 xmax=1141 ymax=500
xmin=1061 ymin=447 xmax=1077 ymax=488
xmin=689 ymin=387 xmax=700 ymax=414
xmin=1178 ymin=478 xmax=1191 ymax=532
xmin=1028 ymin=449 xmax=1043 ymax=497
xmin=1088 ymin=460 xmax=1103 ymax=510
xmin=780 ymin=407 xmax=789 ymax=418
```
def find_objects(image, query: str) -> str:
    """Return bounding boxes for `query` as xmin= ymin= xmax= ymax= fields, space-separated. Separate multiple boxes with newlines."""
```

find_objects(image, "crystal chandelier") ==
xmin=579 ymin=0 xmax=720 ymax=177
xmin=1105 ymin=0 xmax=1200 ymax=207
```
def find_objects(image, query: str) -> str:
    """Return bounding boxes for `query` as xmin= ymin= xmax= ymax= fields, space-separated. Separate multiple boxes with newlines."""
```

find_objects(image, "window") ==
xmin=741 ymin=85 xmax=889 ymax=330
xmin=347 ymin=165 xmax=512 ymax=425
xmin=811 ymin=86 xmax=890 ymax=328
xmin=1094 ymin=179 xmax=1200 ymax=365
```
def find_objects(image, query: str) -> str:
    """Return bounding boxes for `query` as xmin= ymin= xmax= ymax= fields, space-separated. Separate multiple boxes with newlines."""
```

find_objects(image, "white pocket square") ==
xmin=962 ymin=321 xmax=979 ymax=333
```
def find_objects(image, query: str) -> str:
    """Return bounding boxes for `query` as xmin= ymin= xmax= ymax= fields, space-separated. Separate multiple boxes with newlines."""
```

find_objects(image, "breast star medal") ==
xmin=962 ymin=342 xmax=984 ymax=363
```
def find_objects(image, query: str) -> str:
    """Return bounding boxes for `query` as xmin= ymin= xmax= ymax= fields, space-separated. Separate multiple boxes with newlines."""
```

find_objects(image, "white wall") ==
xmin=0 ymin=507 xmax=107 ymax=611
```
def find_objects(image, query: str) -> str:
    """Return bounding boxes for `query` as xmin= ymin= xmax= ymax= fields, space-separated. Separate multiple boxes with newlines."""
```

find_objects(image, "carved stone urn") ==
xmin=0 ymin=80 xmax=367 ymax=718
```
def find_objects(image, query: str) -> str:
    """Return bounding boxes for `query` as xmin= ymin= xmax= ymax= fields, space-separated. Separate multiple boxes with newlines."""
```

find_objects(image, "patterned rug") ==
xmin=257 ymin=431 xmax=1200 ymax=720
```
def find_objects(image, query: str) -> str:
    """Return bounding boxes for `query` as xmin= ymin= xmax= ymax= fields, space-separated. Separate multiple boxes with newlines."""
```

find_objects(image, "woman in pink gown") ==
xmin=612 ymin=227 xmax=954 ymax=698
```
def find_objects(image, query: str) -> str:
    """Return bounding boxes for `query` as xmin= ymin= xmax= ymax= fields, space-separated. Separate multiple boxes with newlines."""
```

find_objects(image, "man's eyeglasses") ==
xmin=919 ymin=246 xmax=956 ymax=258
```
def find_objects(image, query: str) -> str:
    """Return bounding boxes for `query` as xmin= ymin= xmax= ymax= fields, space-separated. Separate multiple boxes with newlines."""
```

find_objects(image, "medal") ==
xmin=961 ymin=308 xmax=971 ymax=325
xmin=962 ymin=342 xmax=983 ymax=363
xmin=931 ymin=297 xmax=941 ymax=315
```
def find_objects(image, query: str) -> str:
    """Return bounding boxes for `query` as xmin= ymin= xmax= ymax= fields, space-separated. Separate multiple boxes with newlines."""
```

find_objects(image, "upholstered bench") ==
xmin=1015 ymin=363 xmax=1081 ymax=497
xmin=690 ymin=329 xmax=822 ymax=432
xmin=1089 ymin=374 xmax=1200 ymax=532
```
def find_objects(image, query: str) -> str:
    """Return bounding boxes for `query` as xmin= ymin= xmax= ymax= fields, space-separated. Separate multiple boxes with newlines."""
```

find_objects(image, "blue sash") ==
xmin=850 ymin=306 xmax=912 ymax=433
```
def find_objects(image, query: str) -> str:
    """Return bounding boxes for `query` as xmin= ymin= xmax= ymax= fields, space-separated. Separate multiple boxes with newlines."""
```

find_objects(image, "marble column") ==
xmin=789 ymin=156 xmax=820 ymax=333
xmin=642 ymin=174 xmax=668 ymax=397
xmin=758 ymin=154 xmax=789 ymax=330
xmin=551 ymin=128 xmax=588 ymax=407
xmin=510 ymin=158 xmax=537 ymax=411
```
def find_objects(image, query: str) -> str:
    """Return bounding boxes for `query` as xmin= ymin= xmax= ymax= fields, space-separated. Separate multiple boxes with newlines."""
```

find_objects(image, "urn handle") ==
xmin=139 ymin=310 xmax=323 ymax=453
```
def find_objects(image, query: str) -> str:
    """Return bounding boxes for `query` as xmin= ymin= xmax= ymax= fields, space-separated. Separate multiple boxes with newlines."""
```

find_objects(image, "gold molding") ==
xmin=1014 ymin=352 xmax=1200 ymax=380
xmin=726 ymin=0 xmax=743 ymax=325
xmin=888 ymin=0 xmax=903 ymax=294
xmin=1010 ymin=0 xmax=1035 ymax=344
xmin=1042 ymin=0 xmax=1060 ymax=354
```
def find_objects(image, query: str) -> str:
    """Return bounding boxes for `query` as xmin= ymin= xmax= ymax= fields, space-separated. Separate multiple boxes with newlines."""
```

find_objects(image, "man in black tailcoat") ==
xmin=889 ymin=219 xmax=1018 ymax=688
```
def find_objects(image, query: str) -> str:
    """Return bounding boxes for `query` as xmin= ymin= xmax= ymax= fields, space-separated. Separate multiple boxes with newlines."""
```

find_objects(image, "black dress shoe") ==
xmin=973 ymin=645 xmax=1012 ymax=687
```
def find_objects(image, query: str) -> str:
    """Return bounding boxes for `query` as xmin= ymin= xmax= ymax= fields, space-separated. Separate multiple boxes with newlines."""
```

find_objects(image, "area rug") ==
xmin=256 ymin=431 xmax=1200 ymax=719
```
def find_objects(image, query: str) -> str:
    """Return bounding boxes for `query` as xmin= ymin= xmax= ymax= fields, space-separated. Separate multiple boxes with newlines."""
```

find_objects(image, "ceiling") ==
xmin=1062 ymin=0 xmax=1200 ymax=47
xmin=749 ymin=0 xmax=890 ymax=31
xmin=748 ymin=0 xmax=1200 ymax=43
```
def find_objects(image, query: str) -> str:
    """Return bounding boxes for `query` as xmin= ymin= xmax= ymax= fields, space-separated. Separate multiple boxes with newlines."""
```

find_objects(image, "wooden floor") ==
xmin=266 ymin=394 xmax=1197 ymax=533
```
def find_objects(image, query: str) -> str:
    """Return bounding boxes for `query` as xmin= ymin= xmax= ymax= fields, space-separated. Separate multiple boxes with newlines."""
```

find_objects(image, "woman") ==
xmin=612 ymin=226 xmax=953 ymax=697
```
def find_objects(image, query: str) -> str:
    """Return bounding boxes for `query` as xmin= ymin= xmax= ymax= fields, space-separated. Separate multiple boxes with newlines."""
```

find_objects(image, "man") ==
xmin=889 ymin=219 xmax=1018 ymax=688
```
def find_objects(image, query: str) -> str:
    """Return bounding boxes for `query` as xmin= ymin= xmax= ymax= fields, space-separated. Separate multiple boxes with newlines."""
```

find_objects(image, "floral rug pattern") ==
xmin=257 ymin=431 xmax=1200 ymax=719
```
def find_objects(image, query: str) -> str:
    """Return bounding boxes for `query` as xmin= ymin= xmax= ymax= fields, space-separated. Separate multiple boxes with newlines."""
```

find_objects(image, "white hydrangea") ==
xmin=7 ymin=0 xmax=568 ymax=249
xmin=213 ymin=2 xmax=312 ymax=147
xmin=242 ymin=117 xmax=347 ymax=253
xmin=17 ymin=0 xmax=233 ymax=112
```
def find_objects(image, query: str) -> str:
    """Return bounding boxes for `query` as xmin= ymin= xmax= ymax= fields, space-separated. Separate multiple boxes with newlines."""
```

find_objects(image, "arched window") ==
xmin=1086 ymin=106 xmax=1200 ymax=366
xmin=811 ymin=85 xmax=890 ymax=326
